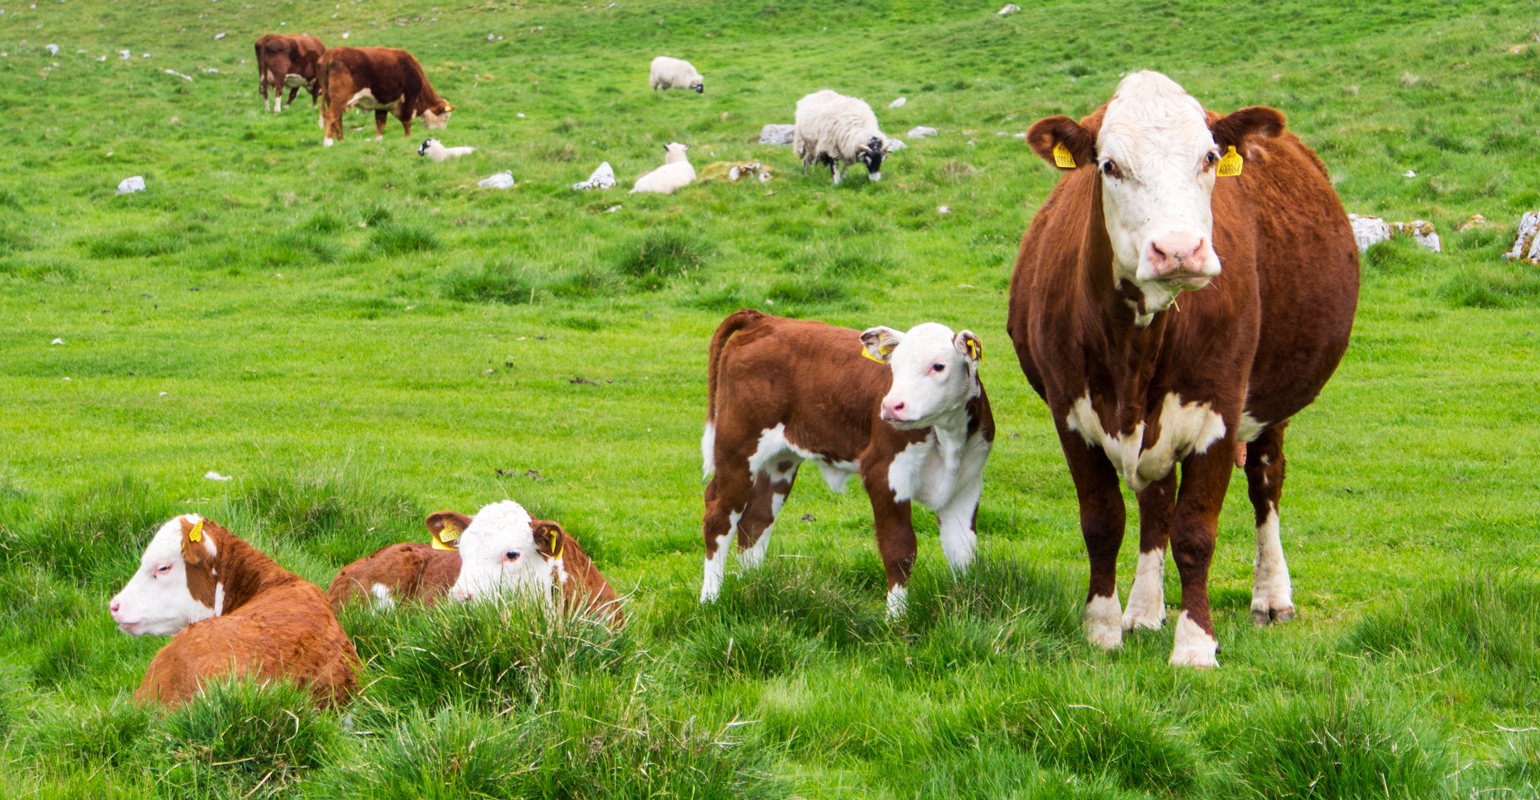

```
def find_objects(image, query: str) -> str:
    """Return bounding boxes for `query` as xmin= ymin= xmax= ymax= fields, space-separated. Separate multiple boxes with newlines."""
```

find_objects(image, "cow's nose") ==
xmin=1147 ymin=234 xmax=1206 ymax=277
xmin=109 ymin=601 xmax=120 ymax=615
xmin=451 ymin=588 xmax=472 ymax=603
xmin=881 ymin=399 xmax=905 ymax=420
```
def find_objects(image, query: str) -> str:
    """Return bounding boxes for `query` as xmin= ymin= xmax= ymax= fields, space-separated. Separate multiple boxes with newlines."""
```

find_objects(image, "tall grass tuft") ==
xmin=370 ymin=223 xmax=438 ymax=256
xmin=2 ymin=477 xmax=176 ymax=584
xmin=223 ymin=468 xmax=419 ymax=551
xmin=616 ymin=231 xmax=709 ymax=290
xmin=440 ymin=260 xmax=539 ymax=304
xmin=1345 ymin=573 xmax=1540 ymax=673
xmin=80 ymin=229 xmax=187 ymax=259
xmin=23 ymin=694 xmax=152 ymax=767
xmin=675 ymin=618 xmax=825 ymax=683
xmin=1440 ymin=265 xmax=1540 ymax=308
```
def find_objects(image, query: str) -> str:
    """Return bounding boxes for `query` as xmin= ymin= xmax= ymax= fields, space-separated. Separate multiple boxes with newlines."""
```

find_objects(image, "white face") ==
xmin=1097 ymin=71 xmax=1223 ymax=311
xmin=108 ymin=515 xmax=217 ymax=637
xmin=863 ymin=322 xmax=982 ymax=430
xmin=421 ymin=108 xmax=450 ymax=130
xmin=448 ymin=501 xmax=556 ymax=603
xmin=663 ymin=142 xmax=689 ymax=164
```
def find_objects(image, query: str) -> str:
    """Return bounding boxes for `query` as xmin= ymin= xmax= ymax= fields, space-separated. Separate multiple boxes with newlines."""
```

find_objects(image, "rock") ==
xmin=1456 ymin=213 xmax=1487 ymax=232
xmin=205 ymin=471 xmax=233 ymax=482
xmin=478 ymin=171 xmax=515 ymax=189
xmin=1349 ymin=214 xmax=1441 ymax=253
xmin=1502 ymin=211 xmax=1540 ymax=264
xmin=908 ymin=126 xmax=938 ymax=138
xmin=571 ymin=161 xmax=616 ymax=190
xmin=51 ymin=338 xmax=63 ymax=345
xmin=886 ymin=137 xmax=906 ymax=151
xmin=164 ymin=68 xmax=193 ymax=81
xmin=1403 ymin=170 xmax=1416 ymax=178
xmin=999 ymin=3 xmax=1020 ymax=13
xmin=214 ymin=32 xmax=226 ymax=40
xmin=758 ymin=123 xmax=796 ymax=145
xmin=45 ymin=43 xmax=58 ymax=55
xmin=1391 ymin=220 xmax=1441 ymax=253
xmin=119 ymin=50 xmax=130 ymax=59
xmin=116 ymin=176 xmax=146 ymax=194
xmin=937 ymin=205 xmax=951 ymax=214
xmin=889 ymin=96 xmax=907 ymax=108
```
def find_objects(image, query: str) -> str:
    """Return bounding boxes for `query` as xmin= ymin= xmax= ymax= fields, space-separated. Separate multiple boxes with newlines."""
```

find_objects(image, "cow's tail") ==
xmin=314 ymin=56 xmax=332 ymax=130
xmin=254 ymin=42 xmax=265 ymax=94
xmin=702 ymin=309 xmax=765 ymax=478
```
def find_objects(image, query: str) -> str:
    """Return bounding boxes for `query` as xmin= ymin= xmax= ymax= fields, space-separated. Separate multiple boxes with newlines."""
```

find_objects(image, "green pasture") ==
xmin=1 ymin=0 xmax=1538 ymax=796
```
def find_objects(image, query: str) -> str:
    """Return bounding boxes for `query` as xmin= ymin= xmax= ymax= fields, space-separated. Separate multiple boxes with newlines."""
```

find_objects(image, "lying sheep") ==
xmin=419 ymin=138 xmax=474 ymax=162
xmin=794 ymin=89 xmax=890 ymax=185
xmin=630 ymin=142 xmax=695 ymax=194
xmin=649 ymin=56 xmax=703 ymax=93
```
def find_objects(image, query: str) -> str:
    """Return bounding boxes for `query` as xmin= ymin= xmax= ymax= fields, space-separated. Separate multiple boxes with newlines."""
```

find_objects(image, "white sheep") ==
xmin=630 ymin=143 xmax=695 ymax=194
xmin=793 ymin=89 xmax=890 ymax=185
xmin=649 ymin=56 xmax=704 ymax=94
xmin=418 ymin=138 xmax=475 ymax=162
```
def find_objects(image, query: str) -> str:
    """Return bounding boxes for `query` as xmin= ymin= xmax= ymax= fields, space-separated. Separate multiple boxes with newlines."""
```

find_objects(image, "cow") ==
xmin=315 ymin=46 xmax=454 ymax=146
xmin=700 ymin=310 xmax=994 ymax=618
xmin=325 ymin=510 xmax=466 ymax=611
xmin=1006 ymin=71 xmax=1359 ymax=667
xmin=254 ymin=34 xmax=326 ymax=114
xmin=447 ymin=500 xmax=624 ymax=628
xmin=108 ymin=515 xmax=360 ymax=707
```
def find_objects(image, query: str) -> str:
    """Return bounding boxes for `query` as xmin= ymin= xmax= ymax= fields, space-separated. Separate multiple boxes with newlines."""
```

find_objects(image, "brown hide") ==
xmin=326 ymin=542 xmax=461 ymax=610
xmin=1006 ymin=99 xmax=1359 ymax=644
xmin=136 ymin=519 xmax=360 ymax=708
xmin=316 ymin=46 xmax=452 ymax=143
xmin=703 ymin=310 xmax=994 ymax=593
xmin=531 ymin=520 xmax=626 ymax=628
xmin=254 ymin=34 xmax=326 ymax=108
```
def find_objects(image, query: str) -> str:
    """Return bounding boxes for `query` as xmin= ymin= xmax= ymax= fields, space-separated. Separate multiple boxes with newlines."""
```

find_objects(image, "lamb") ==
xmin=418 ymin=138 xmax=475 ymax=162
xmin=649 ymin=56 xmax=704 ymax=93
xmin=793 ymin=89 xmax=891 ymax=185
xmin=108 ymin=515 xmax=360 ymax=708
xmin=630 ymin=142 xmax=696 ymax=194
xmin=326 ymin=510 xmax=467 ymax=611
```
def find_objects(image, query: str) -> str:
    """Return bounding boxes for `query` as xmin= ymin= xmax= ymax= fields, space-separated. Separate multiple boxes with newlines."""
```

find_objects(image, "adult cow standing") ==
xmin=316 ymin=46 xmax=454 ymax=146
xmin=1006 ymin=71 xmax=1359 ymax=666
xmin=254 ymin=34 xmax=326 ymax=113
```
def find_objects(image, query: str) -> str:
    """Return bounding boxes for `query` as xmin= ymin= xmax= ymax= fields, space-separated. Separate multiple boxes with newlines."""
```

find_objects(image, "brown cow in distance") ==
xmin=326 ymin=510 xmax=465 ymax=611
xmin=1007 ymin=71 xmax=1359 ymax=667
xmin=255 ymin=34 xmax=325 ymax=113
xmin=316 ymin=46 xmax=454 ymax=146
xmin=108 ymin=515 xmax=360 ymax=708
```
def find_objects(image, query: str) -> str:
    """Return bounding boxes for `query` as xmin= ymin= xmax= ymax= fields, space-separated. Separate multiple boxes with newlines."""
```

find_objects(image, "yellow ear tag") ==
xmin=861 ymin=343 xmax=893 ymax=364
xmin=1216 ymin=146 xmax=1243 ymax=177
xmin=1052 ymin=141 xmax=1077 ymax=169
xmin=187 ymin=519 xmax=204 ymax=543
xmin=549 ymin=533 xmax=564 ymax=561
xmin=966 ymin=338 xmax=983 ymax=362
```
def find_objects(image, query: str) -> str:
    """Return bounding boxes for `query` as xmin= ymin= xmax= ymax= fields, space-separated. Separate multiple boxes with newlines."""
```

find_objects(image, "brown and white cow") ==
xmin=108 ymin=515 xmax=360 ymax=707
xmin=325 ymin=510 xmax=466 ymax=611
xmin=1006 ymin=71 xmax=1359 ymax=666
xmin=316 ymin=46 xmax=454 ymax=146
xmin=447 ymin=500 xmax=624 ymax=628
xmin=700 ymin=310 xmax=994 ymax=617
xmin=255 ymin=34 xmax=326 ymax=113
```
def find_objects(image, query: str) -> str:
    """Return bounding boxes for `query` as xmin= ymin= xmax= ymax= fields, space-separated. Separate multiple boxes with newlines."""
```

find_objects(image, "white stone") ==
xmin=164 ymin=69 xmax=193 ymax=82
xmin=885 ymin=137 xmax=906 ymax=151
xmin=571 ymin=161 xmax=616 ymax=190
xmin=50 ymin=338 xmax=62 ymax=345
xmin=478 ymin=171 xmax=515 ymax=189
xmin=888 ymin=96 xmax=906 ymax=108
xmin=204 ymin=471 xmax=233 ymax=482
xmin=1347 ymin=214 xmax=1392 ymax=253
xmin=214 ymin=32 xmax=225 ymax=40
xmin=998 ymin=3 xmax=1020 ymax=13
xmin=116 ymin=176 xmax=146 ymax=194
xmin=1403 ymin=170 xmax=1416 ymax=177
xmin=758 ymin=123 xmax=795 ymax=145
xmin=1502 ymin=211 xmax=1540 ymax=264
xmin=908 ymin=126 xmax=938 ymax=138
xmin=1392 ymin=220 xmax=1441 ymax=253
xmin=45 ymin=43 xmax=57 ymax=55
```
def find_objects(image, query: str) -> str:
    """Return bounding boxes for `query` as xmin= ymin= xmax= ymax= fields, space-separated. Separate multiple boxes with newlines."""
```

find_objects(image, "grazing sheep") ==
xmin=649 ymin=56 xmax=704 ymax=93
xmin=793 ymin=89 xmax=890 ymax=185
xmin=630 ymin=142 xmax=695 ymax=194
xmin=418 ymin=138 xmax=475 ymax=162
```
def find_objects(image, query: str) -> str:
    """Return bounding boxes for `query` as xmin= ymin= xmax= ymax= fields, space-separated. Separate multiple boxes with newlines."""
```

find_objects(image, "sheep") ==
xmin=649 ymin=56 xmax=704 ymax=93
xmin=419 ymin=138 xmax=475 ymax=162
xmin=630 ymin=143 xmax=696 ymax=194
xmin=793 ymin=89 xmax=891 ymax=185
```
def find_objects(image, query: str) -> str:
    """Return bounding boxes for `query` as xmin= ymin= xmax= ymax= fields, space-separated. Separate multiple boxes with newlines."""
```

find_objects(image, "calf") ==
xmin=254 ymin=34 xmax=325 ymax=113
xmin=1007 ymin=71 xmax=1359 ymax=666
xmin=447 ymin=501 xmax=624 ymax=628
xmin=109 ymin=515 xmax=360 ymax=707
xmin=316 ymin=46 xmax=454 ymax=146
xmin=700 ymin=310 xmax=994 ymax=617
xmin=326 ymin=511 xmax=466 ymax=611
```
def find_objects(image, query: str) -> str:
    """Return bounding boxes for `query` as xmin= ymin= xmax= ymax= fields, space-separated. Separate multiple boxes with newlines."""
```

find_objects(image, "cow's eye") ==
xmin=1100 ymin=159 xmax=1121 ymax=179
xmin=1204 ymin=151 xmax=1220 ymax=169
xmin=155 ymin=564 xmax=171 ymax=574
xmin=932 ymin=363 xmax=946 ymax=373
xmin=505 ymin=551 xmax=520 ymax=562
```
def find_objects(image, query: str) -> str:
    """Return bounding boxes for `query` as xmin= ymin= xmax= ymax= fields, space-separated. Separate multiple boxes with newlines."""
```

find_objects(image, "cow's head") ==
xmin=862 ymin=322 xmax=982 ymax=430
xmin=663 ymin=142 xmax=689 ymax=164
xmin=1027 ymin=71 xmax=1284 ymax=318
xmin=109 ymin=515 xmax=220 ymax=637
xmin=420 ymin=101 xmax=454 ymax=130
xmin=857 ymin=136 xmax=888 ymax=181
xmin=447 ymin=501 xmax=568 ymax=603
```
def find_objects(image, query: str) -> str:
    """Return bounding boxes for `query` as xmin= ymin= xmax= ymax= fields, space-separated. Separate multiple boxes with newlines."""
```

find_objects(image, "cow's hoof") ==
xmin=1251 ymin=605 xmax=1296 ymax=626
xmin=1169 ymin=611 xmax=1219 ymax=667
xmin=1084 ymin=594 xmax=1123 ymax=650
xmin=1122 ymin=605 xmax=1165 ymax=631
xmin=323 ymin=138 xmax=334 ymax=147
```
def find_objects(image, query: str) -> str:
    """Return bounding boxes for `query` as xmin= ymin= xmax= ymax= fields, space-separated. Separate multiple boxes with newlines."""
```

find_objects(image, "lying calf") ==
xmin=700 ymin=310 xmax=995 ymax=617
xmin=325 ymin=510 xmax=467 ymax=610
xmin=447 ymin=500 xmax=624 ymax=628
xmin=109 ymin=515 xmax=360 ymax=708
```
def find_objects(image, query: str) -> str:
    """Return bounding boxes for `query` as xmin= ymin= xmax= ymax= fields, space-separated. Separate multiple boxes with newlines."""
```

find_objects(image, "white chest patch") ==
xmin=346 ymin=88 xmax=402 ymax=114
xmin=1065 ymin=391 xmax=1226 ymax=492
xmin=748 ymin=423 xmax=859 ymax=492
xmin=282 ymin=73 xmax=309 ymax=88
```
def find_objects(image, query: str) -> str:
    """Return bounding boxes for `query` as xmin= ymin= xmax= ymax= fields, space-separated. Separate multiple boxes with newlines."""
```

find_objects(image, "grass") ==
xmin=1 ymin=0 xmax=1539 ymax=796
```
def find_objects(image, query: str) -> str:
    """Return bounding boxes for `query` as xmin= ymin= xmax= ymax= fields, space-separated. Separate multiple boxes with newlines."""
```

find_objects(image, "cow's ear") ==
xmin=426 ymin=510 xmax=473 ymax=550
xmin=953 ymin=331 xmax=983 ymax=365
xmin=531 ymin=521 xmax=566 ymax=560
xmin=180 ymin=517 xmax=212 ymax=566
xmin=1210 ymin=106 xmax=1285 ymax=150
xmin=1027 ymin=116 xmax=1095 ymax=171
xmin=860 ymin=326 xmax=904 ymax=364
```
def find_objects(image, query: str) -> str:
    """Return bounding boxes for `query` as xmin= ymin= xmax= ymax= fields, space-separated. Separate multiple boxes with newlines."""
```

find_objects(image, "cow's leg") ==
xmin=260 ymin=80 xmax=271 ymax=110
xmin=701 ymin=451 xmax=755 ymax=603
xmin=935 ymin=468 xmax=983 ymax=576
xmin=1245 ymin=423 xmax=1294 ymax=625
xmin=400 ymin=113 xmax=413 ymax=139
xmin=323 ymin=93 xmax=347 ymax=146
xmin=374 ymin=110 xmax=389 ymax=142
xmin=736 ymin=459 xmax=799 ymax=570
xmin=864 ymin=466 xmax=916 ymax=619
xmin=1167 ymin=444 xmax=1232 ymax=667
xmin=286 ymin=84 xmax=301 ymax=110
xmin=1056 ymin=429 xmax=1126 ymax=650
xmin=1124 ymin=470 xmax=1175 ymax=631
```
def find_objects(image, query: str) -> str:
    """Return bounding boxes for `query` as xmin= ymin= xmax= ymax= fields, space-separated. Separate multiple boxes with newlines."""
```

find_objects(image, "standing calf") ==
xmin=109 ymin=515 xmax=360 ymax=707
xmin=255 ymin=34 xmax=325 ymax=113
xmin=700 ymin=310 xmax=994 ymax=617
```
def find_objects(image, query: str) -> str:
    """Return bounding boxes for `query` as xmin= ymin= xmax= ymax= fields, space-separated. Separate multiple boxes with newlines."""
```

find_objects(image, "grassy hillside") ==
xmin=1 ymin=0 xmax=1538 ymax=796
